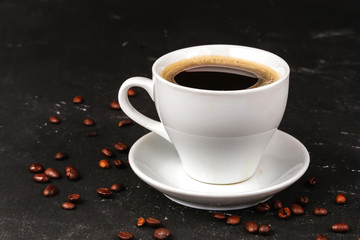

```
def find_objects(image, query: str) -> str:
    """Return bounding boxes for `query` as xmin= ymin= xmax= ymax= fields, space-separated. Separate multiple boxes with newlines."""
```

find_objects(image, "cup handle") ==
xmin=118 ymin=77 xmax=172 ymax=143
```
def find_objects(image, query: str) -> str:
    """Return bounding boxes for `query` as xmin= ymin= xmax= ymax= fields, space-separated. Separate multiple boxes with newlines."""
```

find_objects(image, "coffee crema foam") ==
xmin=161 ymin=55 xmax=280 ymax=89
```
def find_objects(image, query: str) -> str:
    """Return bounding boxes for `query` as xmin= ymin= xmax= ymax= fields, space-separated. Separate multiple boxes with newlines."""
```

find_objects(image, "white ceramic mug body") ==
xmin=119 ymin=45 xmax=289 ymax=184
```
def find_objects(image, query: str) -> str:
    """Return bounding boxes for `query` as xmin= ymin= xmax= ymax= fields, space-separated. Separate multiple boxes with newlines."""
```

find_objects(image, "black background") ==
xmin=0 ymin=0 xmax=359 ymax=239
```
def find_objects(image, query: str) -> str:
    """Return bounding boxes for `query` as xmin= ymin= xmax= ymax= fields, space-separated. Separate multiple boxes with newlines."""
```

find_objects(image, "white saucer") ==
xmin=129 ymin=130 xmax=310 ymax=211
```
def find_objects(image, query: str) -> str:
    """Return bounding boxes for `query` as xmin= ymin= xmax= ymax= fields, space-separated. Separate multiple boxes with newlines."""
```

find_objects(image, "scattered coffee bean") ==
xmin=336 ymin=193 xmax=346 ymax=204
xmin=153 ymin=228 xmax=171 ymax=240
xmin=213 ymin=212 xmax=226 ymax=220
xmin=99 ymin=159 xmax=111 ymax=169
xmin=96 ymin=187 xmax=112 ymax=198
xmin=33 ymin=173 xmax=50 ymax=183
xmin=118 ymin=120 xmax=132 ymax=127
xmin=315 ymin=235 xmax=328 ymax=240
xmin=68 ymin=193 xmax=81 ymax=203
xmin=101 ymin=148 xmax=114 ymax=157
xmin=226 ymin=215 xmax=240 ymax=225
xmin=314 ymin=207 xmax=328 ymax=216
xmin=136 ymin=217 xmax=145 ymax=227
xmin=146 ymin=217 xmax=162 ymax=227
xmin=62 ymin=201 xmax=76 ymax=210
xmin=110 ymin=101 xmax=121 ymax=110
xmin=258 ymin=223 xmax=272 ymax=235
xmin=29 ymin=163 xmax=44 ymax=173
xmin=114 ymin=142 xmax=129 ymax=152
xmin=278 ymin=207 xmax=291 ymax=219
xmin=83 ymin=118 xmax=95 ymax=126
xmin=73 ymin=95 xmax=83 ymax=104
xmin=55 ymin=151 xmax=68 ymax=160
xmin=65 ymin=165 xmax=76 ymax=173
xmin=308 ymin=176 xmax=318 ymax=185
xmin=113 ymin=159 xmax=124 ymax=168
xmin=290 ymin=203 xmax=304 ymax=215
xmin=245 ymin=221 xmax=258 ymax=233
xmin=87 ymin=131 xmax=98 ymax=137
xmin=110 ymin=183 xmax=124 ymax=192
xmin=272 ymin=199 xmax=283 ymax=210
xmin=331 ymin=223 xmax=349 ymax=233
xmin=117 ymin=231 xmax=134 ymax=240
xmin=44 ymin=167 xmax=61 ymax=179
xmin=43 ymin=184 xmax=58 ymax=197
xmin=128 ymin=89 xmax=136 ymax=97
xmin=49 ymin=116 xmax=61 ymax=124
xmin=65 ymin=166 xmax=80 ymax=180
xmin=297 ymin=195 xmax=309 ymax=206
xmin=256 ymin=203 xmax=271 ymax=213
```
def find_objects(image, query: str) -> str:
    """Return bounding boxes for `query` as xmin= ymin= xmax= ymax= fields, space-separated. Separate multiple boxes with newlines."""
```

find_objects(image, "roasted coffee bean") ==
xmin=33 ymin=173 xmax=50 ymax=183
xmin=315 ymin=235 xmax=328 ymax=240
xmin=96 ymin=188 xmax=112 ymax=198
xmin=65 ymin=165 xmax=76 ymax=173
xmin=118 ymin=120 xmax=132 ymax=127
xmin=113 ymin=160 xmax=124 ymax=168
xmin=336 ymin=193 xmax=346 ymax=204
xmin=101 ymin=148 xmax=114 ymax=157
xmin=153 ymin=228 xmax=171 ymax=240
xmin=55 ymin=151 xmax=68 ymax=160
xmin=331 ymin=223 xmax=349 ymax=233
xmin=117 ymin=231 xmax=134 ymax=240
xmin=145 ymin=217 xmax=162 ymax=227
xmin=226 ymin=215 xmax=240 ymax=225
xmin=110 ymin=101 xmax=121 ymax=110
xmin=68 ymin=193 xmax=81 ymax=203
xmin=245 ymin=221 xmax=258 ymax=233
xmin=290 ymin=203 xmax=304 ymax=215
xmin=258 ymin=223 xmax=272 ymax=235
xmin=278 ymin=207 xmax=291 ymax=219
xmin=44 ymin=167 xmax=61 ymax=179
xmin=314 ymin=207 xmax=328 ymax=216
xmin=297 ymin=195 xmax=309 ymax=206
xmin=128 ymin=89 xmax=136 ymax=97
xmin=272 ymin=199 xmax=283 ymax=210
xmin=65 ymin=166 xmax=80 ymax=180
xmin=87 ymin=131 xmax=98 ymax=137
xmin=73 ymin=95 xmax=83 ymax=104
xmin=99 ymin=159 xmax=111 ymax=169
xmin=110 ymin=183 xmax=124 ymax=192
xmin=49 ymin=116 xmax=61 ymax=124
xmin=83 ymin=118 xmax=95 ymax=126
xmin=43 ymin=184 xmax=58 ymax=197
xmin=136 ymin=217 xmax=145 ymax=227
xmin=256 ymin=203 xmax=271 ymax=213
xmin=213 ymin=212 xmax=226 ymax=220
xmin=114 ymin=142 xmax=129 ymax=152
xmin=308 ymin=176 xmax=318 ymax=185
xmin=62 ymin=201 xmax=76 ymax=210
xmin=29 ymin=163 xmax=44 ymax=173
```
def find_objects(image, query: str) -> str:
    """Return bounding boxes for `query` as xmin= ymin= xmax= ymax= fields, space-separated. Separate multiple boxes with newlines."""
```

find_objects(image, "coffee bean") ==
xmin=65 ymin=165 xmax=76 ymax=173
xmin=278 ymin=207 xmax=291 ymax=219
xmin=314 ymin=207 xmax=328 ymax=216
xmin=110 ymin=183 xmax=124 ymax=192
xmin=290 ymin=203 xmax=304 ymax=215
xmin=110 ymin=101 xmax=121 ymax=110
xmin=136 ymin=217 xmax=145 ymax=227
xmin=113 ymin=160 xmax=124 ymax=168
xmin=128 ymin=89 xmax=136 ymax=97
xmin=114 ymin=142 xmax=129 ymax=152
xmin=68 ymin=193 xmax=81 ymax=203
xmin=146 ymin=217 xmax=162 ymax=227
xmin=83 ymin=118 xmax=95 ymax=126
xmin=336 ymin=193 xmax=346 ymax=204
xmin=226 ymin=215 xmax=240 ymax=225
xmin=213 ymin=212 xmax=226 ymax=220
xmin=256 ymin=203 xmax=270 ymax=213
xmin=99 ymin=159 xmax=111 ymax=169
xmin=258 ymin=223 xmax=272 ymax=235
xmin=96 ymin=187 xmax=112 ymax=198
xmin=118 ymin=120 xmax=132 ymax=127
xmin=43 ymin=184 xmax=58 ymax=197
xmin=331 ymin=223 xmax=349 ymax=233
xmin=101 ymin=148 xmax=114 ymax=157
xmin=87 ymin=132 xmax=98 ymax=137
xmin=73 ymin=95 xmax=83 ymax=104
xmin=153 ymin=228 xmax=171 ymax=240
xmin=65 ymin=166 xmax=80 ymax=180
xmin=245 ymin=221 xmax=258 ymax=233
xmin=62 ymin=201 xmax=76 ymax=210
xmin=297 ymin=195 xmax=309 ymax=206
xmin=55 ymin=151 xmax=68 ymax=160
xmin=315 ymin=235 xmax=328 ymax=240
xmin=49 ymin=116 xmax=61 ymax=124
xmin=44 ymin=167 xmax=61 ymax=179
xmin=33 ymin=173 xmax=50 ymax=183
xmin=272 ymin=199 xmax=282 ymax=210
xmin=308 ymin=176 xmax=318 ymax=185
xmin=117 ymin=231 xmax=134 ymax=240
xmin=29 ymin=163 xmax=44 ymax=173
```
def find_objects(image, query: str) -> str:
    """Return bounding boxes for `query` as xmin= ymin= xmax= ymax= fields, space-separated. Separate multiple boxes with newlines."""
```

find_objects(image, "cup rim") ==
xmin=152 ymin=44 xmax=290 ymax=94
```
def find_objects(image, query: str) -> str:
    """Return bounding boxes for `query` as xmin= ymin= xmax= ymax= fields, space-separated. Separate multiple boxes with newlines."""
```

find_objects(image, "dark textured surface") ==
xmin=0 ymin=0 xmax=359 ymax=239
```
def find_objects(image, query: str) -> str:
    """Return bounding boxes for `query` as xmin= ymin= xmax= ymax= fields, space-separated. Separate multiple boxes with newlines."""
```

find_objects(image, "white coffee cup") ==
xmin=118 ymin=45 xmax=289 ymax=184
